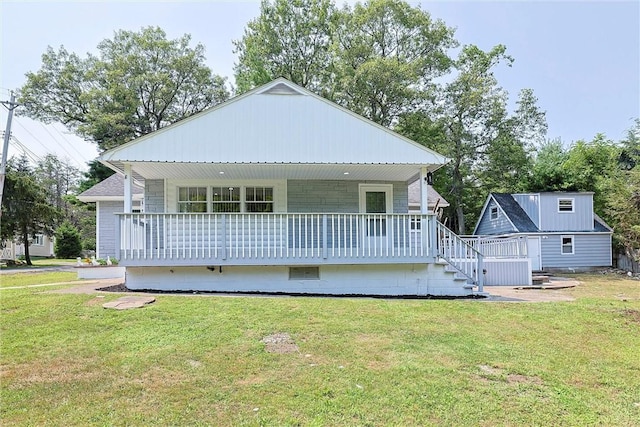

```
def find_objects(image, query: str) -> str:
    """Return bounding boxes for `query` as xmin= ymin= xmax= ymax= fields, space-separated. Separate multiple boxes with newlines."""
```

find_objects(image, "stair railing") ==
xmin=436 ymin=221 xmax=484 ymax=292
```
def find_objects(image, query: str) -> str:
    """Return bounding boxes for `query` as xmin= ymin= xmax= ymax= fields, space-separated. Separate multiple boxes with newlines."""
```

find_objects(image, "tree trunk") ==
xmin=22 ymin=227 xmax=32 ymax=266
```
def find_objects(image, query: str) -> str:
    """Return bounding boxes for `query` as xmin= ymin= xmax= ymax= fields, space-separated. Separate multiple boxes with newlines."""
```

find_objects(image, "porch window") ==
xmin=178 ymin=187 xmax=207 ymax=213
xmin=561 ymin=235 xmax=574 ymax=255
xmin=558 ymin=198 xmax=574 ymax=212
xmin=212 ymin=187 xmax=241 ymax=212
xmin=490 ymin=206 xmax=499 ymax=220
xmin=245 ymin=187 xmax=273 ymax=213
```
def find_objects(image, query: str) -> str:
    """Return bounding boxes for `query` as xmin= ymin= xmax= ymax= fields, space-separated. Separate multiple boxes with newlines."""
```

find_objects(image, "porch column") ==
xmin=124 ymin=163 xmax=133 ymax=213
xmin=419 ymin=167 xmax=429 ymax=214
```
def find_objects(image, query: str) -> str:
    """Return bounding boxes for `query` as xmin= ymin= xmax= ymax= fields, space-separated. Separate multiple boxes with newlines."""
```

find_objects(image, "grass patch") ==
xmin=0 ymin=271 xmax=78 ymax=288
xmin=1 ymin=258 xmax=77 ymax=270
xmin=1 ymin=274 xmax=639 ymax=425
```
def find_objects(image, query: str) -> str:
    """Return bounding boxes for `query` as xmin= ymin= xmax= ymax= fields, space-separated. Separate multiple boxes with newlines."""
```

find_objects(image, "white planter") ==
xmin=76 ymin=266 xmax=125 ymax=279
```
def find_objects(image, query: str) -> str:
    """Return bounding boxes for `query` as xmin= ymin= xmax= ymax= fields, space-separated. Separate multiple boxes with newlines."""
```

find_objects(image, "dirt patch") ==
xmin=261 ymin=332 xmax=299 ymax=354
xmin=507 ymin=374 xmax=544 ymax=385
xmin=620 ymin=309 xmax=640 ymax=324
xmin=477 ymin=365 xmax=544 ymax=385
xmin=85 ymin=296 xmax=106 ymax=306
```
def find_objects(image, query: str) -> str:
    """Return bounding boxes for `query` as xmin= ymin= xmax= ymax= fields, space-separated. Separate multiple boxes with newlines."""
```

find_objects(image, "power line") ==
xmin=37 ymin=121 xmax=88 ymax=168
xmin=8 ymin=135 xmax=42 ymax=164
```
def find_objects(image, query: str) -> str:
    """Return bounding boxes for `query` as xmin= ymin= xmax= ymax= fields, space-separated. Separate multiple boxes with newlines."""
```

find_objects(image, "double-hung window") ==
xmin=178 ymin=187 xmax=207 ymax=213
xmin=561 ymin=236 xmax=574 ymax=255
xmin=177 ymin=186 xmax=274 ymax=213
xmin=490 ymin=206 xmax=499 ymax=220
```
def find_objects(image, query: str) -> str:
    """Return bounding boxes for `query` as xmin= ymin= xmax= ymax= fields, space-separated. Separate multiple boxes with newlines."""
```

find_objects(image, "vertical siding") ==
xmin=145 ymin=179 xmax=165 ymax=213
xmin=512 ymin=194 xmax=540 ymax=227
xmin=287 ymin=180 xmax=407 ymax=213
xmin=98 ymin=201 xmax=124 ymax=259
xmin=476 ymin=199 xmax=516 ymax=235
xmin=539 ymin=194 xmax=593 ymax=231
xmin=540 ymin=233 xmax=612 ymax=268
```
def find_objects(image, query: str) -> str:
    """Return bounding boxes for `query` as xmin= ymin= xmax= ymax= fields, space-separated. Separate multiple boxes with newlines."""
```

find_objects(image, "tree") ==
xmin=19 ymin=27 xmax=229 ymax=151
xmin=54 ymin=221 xmax=83 ymax=258
xmin=78 ymin=160 xmax=115 ymax=193
xmin=233 ymin=0 xmax=337 ymax=94
xmin=332 ymin=0 xmax=456 ymax=126
xmin=1 ymin=156 xmax=61 ymax=265
xmin=35 ymin=154 xmax=81 ymax=217
xmin=526 ymin=139 xmax=569 ymax=192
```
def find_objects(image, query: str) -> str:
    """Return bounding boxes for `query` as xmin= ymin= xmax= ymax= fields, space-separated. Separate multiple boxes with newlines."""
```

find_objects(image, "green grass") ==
xmin=0 ymin=271 xmax=78 ymax=288
xmin=1 ymin=258 xmax=77 ymax=270
xmin=1 ymin=274 xmax=639 ymax=426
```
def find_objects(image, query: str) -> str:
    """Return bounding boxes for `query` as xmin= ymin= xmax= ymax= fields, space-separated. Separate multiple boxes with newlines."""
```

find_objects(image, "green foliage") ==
xmin=20 ymin=27 xmax=229 ymax=151
xmin=234 ymin=0 xmax=337 ymax=94
xmin=54 ymin=221 xmax=83 ymax=258
xmin=1 ymin=156 xmax=61 ymax=265
xmin=78 ymin=160 xmax=115 ymax=193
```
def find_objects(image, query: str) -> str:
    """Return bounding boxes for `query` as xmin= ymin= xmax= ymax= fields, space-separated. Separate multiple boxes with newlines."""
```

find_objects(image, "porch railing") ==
xmin=436 ymin=222 xmax=484 ymax=290
xmin=116 ymin=213 xmax=435 ymax=265
xmin=461 ymin=236 xmax=528 ymax=259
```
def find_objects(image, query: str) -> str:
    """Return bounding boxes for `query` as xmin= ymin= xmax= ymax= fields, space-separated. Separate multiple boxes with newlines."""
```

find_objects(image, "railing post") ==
xmin=221 ymin=214 xmax=227 ymax=260
xmin=430 ymin=216 xmax=438 ymax=259
xmin=115 ymin=214 xmax=121 ymax=261
xmin=322 ymin=214 xmax=328 ymax=260
xmin=477 ymin=253 xmax=484 ymax=293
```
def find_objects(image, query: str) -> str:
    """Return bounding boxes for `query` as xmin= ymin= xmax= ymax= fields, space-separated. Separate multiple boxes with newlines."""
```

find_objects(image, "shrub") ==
xmin=54 ymin=222 xmax=82 ymax=258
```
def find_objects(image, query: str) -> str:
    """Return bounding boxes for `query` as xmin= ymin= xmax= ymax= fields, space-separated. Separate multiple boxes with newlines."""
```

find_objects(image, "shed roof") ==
xmin=98 ymin=78 xmax=448 ymax=181
xmin=491 ymin=193 xmax=540 ymax=233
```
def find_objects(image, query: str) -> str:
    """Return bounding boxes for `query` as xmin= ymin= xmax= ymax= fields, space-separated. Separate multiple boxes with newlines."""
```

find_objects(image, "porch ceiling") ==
xmin=108 ymin=162 xmax=431 ymax=182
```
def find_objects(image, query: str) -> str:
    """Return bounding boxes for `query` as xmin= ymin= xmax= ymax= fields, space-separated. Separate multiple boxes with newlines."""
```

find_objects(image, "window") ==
xmin=212 ymin=187 xmax=240 ymax=212
xmin=558 ymin=198 xmax=574 ymax=213
xmin=33 ymin=234 xmax=44 ymax=246
xmin=245 ymin=187 xmax=273 ymax=213
xmin=178 ymin=187 xmax=207 ymax=212
xmin=561 ymin=236 xmax=574 ymax=255
xmin=490 ymin=206 xmax=499 ymax=220
xmin=177 ymin=186 xmax=274 ymax=213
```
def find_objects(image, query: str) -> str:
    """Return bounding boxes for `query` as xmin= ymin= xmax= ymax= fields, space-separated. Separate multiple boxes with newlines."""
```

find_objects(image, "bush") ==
xmin=54 ymin=222 xmax=82 ymax=258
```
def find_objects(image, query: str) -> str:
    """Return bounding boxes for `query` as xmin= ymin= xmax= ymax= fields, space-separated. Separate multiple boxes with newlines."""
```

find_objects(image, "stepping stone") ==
xmin=103 ymin=296 xmax=155 ymax=310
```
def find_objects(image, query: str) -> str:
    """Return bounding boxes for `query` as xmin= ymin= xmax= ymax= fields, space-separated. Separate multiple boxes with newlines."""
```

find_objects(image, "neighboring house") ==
xmin=1 ymin=234 xmax=55 ymax=259
xmin=407 ymin=181 xmax=450 ymax=216
xmin=77 ymin=173 xmax=144 ymax=259
xmin=473 ymin=192 xmax=613 ymax=271
xmin=95 ymin=78 xmax=485 ymax=296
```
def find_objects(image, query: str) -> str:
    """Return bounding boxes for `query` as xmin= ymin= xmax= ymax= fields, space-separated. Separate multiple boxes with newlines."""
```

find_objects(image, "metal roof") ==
xmin=99 ymin=78 xmax=449 ymax=180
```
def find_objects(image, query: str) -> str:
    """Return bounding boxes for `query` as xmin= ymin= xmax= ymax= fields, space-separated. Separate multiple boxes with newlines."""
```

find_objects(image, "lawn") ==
xmin=0 ymin=271 xmax=78 ymax=288
xmin=0 ymin=257 xmax=77 ymax=271
xmin=1 ymin=274 xmax=638 ymax=426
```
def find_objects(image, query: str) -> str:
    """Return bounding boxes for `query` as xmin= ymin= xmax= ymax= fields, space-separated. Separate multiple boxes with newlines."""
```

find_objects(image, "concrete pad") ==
xmin=103 ymin=296 xmax=155 ymax=310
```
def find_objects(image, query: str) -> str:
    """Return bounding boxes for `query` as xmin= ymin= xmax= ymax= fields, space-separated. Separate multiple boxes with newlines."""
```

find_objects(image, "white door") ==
xmin=527 ymin=236 xmax=542 ymax=271
xmin=359 ymin=184 xmax=393 ymax=252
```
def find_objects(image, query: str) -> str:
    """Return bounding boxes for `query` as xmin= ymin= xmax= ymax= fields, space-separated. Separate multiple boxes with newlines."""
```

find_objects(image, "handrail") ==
xmin=436 ymin=221 xmax=484 ymax=292
xmin=461 ymin=235 xmax=528 ymax=259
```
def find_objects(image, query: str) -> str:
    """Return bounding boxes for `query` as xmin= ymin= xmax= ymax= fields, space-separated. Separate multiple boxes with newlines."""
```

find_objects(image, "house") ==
xmin=407 ymin=181 xmax=449 ymax=215
xmin=77 ymin=173 xmax=144 ymax=259
xmin=95 ymin=78 xmax=486 ymax=296
xmin=1 ymin=234 xmax=55 ymax=260
xmin=473 ymin=192 xmax=613 ymax=271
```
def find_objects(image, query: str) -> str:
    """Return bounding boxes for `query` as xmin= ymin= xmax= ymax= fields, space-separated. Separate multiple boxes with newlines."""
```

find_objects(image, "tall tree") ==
xmin=332 ymin=0 xmax=456 ymax=126
xmin=35 ymin=154 xmax=81 ymax=217
xmin=233 ymin=0 xmax=337 ymax=94
xmin=1 ymin=156 xmax=61 ymax=265
xmin=19 ymin=27 xmax=229 ymax=151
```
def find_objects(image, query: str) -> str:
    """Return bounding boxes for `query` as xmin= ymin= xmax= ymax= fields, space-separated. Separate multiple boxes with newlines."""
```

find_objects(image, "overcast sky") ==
xmin=1 ymin=0 xmax=638 ymax=170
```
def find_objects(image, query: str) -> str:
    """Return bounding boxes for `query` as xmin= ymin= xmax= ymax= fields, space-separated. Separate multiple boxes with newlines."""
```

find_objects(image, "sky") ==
xmin=1 ymin=0 xmax=639 ymax=171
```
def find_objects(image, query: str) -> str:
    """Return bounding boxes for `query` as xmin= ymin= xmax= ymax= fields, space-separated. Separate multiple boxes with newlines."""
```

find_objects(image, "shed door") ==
xmin=527 ymin=237 xmax=542 ymax=271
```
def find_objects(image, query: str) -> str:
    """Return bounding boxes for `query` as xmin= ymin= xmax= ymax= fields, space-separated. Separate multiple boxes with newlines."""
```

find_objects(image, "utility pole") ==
xmin=0 ymin=91 xmax=20 ymax=229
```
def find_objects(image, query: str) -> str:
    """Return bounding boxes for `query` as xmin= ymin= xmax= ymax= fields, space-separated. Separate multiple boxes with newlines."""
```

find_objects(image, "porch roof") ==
xmin=99 ymin=78 xmax=449 ymax=180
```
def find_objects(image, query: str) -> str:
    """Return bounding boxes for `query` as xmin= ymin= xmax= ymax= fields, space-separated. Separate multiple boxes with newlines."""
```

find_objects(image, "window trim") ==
xmin=490 ymin=206 xmax=499 ymax=221
xmin=33 ymin=234 xmax=44 ymax=246
xmin=177 ymin=185 xmax=274 ymax=213
xmin=558 ymin=198 xmax=574 ymax=213
xmin=560 ymin=235 xmax=574 ymax=255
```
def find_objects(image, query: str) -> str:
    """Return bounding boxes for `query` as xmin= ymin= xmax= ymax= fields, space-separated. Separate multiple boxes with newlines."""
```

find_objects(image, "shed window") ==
xmin=561 ymin=236 xmax=574 ymax=255
xmin=178 ymin=187 xmax=207 ymax=213
xmin=558 ymin=199 xmax=574 ymax=213
xmin=490 ymin=206 xmax=499 ymax=220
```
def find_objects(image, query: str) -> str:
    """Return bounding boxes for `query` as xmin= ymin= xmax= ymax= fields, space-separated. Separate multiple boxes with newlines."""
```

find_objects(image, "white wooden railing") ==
xmin=461 ymin=236 xmax=528 ymax=259
xmin=116 ymin=213 xmax=435 ymax=265
xmin=436 ymin=222 xmax=484 ymax=290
